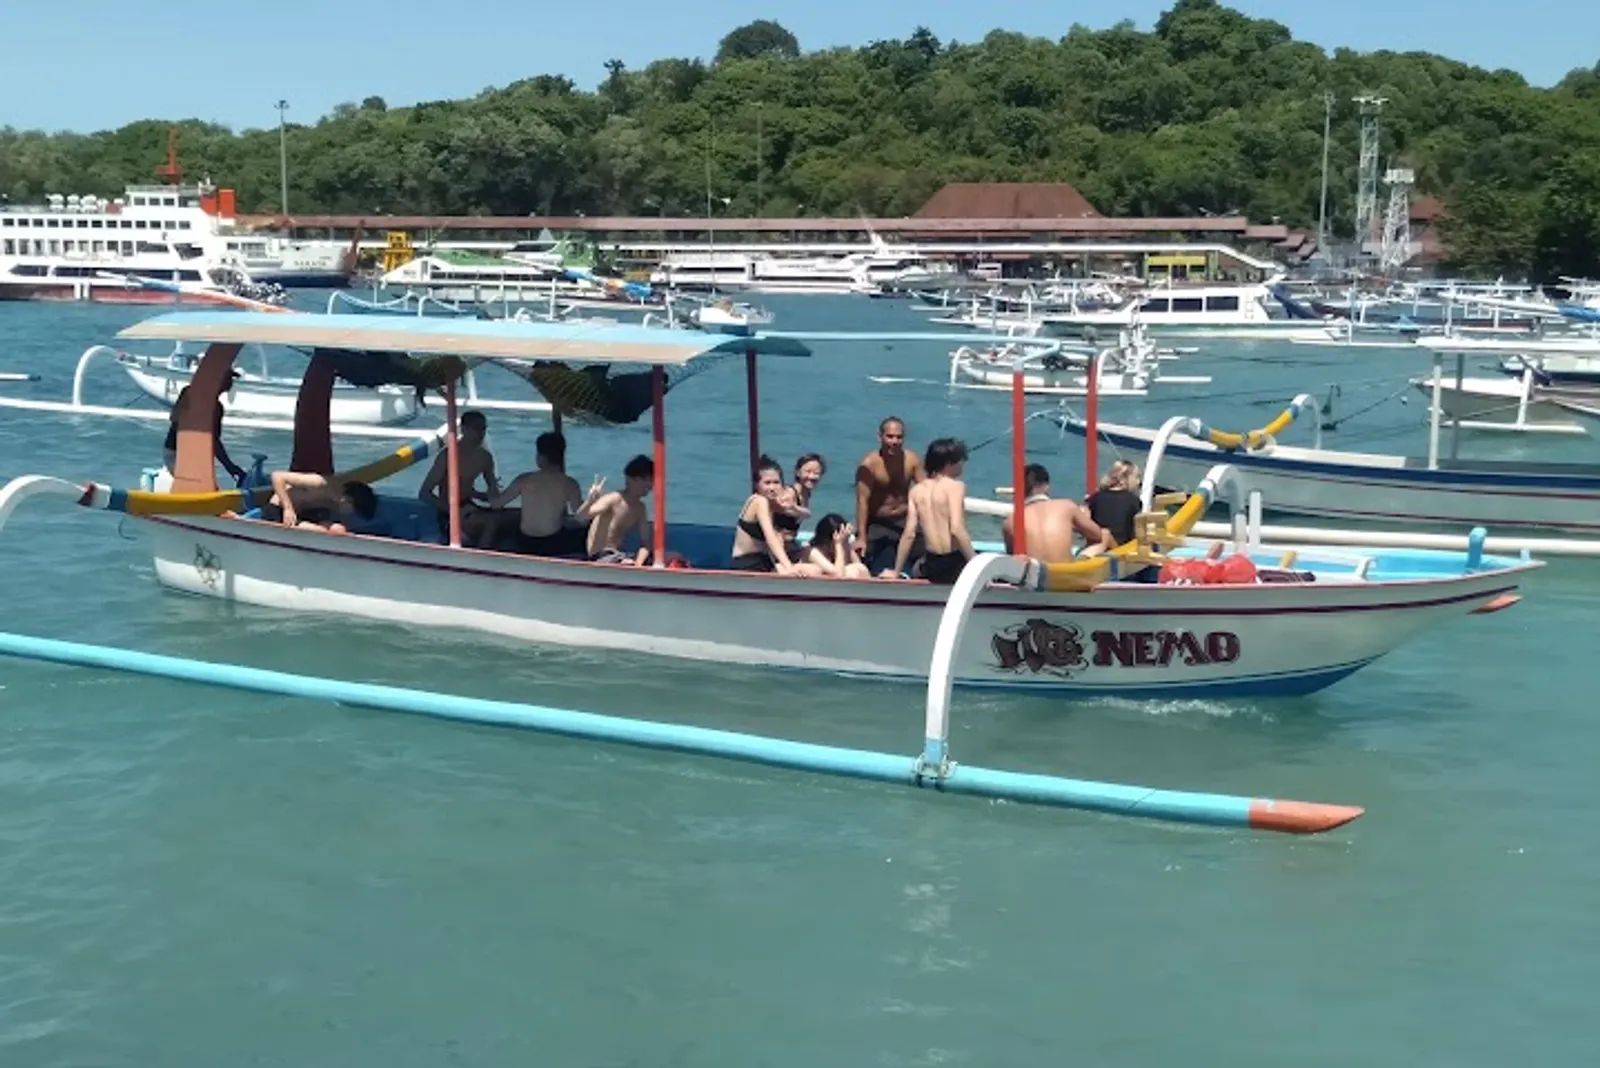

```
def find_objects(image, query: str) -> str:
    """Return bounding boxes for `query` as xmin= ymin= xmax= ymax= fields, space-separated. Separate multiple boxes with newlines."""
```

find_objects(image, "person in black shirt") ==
xmin=1086 ymin=460 xmax=1142 ymax=546
xmin=163 ymin=382 xmax=245 ymax=485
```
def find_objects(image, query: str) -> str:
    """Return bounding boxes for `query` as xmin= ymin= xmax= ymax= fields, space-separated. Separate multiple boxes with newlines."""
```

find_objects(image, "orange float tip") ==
xmin=1248 ymin=799 xmax=1365 ymax=835
xmin=1471 ymin=593 xmax=1521 ymax=615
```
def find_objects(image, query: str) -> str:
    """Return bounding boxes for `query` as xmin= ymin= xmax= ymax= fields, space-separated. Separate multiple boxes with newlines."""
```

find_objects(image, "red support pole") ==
xmin=1085 ymin=350 xmax=1101 ymax=497
xmin=444 ymin=380 xmax=462 ymax=549
xmin=745 ymin=349 xmax=760 ymax=479
xmin=1010 ymin=367 xmax=1027 ymax=558
xmin=651 ymin=364 xmax=667 ymax=568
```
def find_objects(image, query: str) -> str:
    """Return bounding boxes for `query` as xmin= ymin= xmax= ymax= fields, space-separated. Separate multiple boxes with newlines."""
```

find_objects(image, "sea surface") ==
xmin=0 ymin=293 xmax=1595 ymax=1066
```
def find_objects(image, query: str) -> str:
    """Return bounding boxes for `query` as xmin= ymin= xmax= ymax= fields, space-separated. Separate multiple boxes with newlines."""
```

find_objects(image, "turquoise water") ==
xmin=0 ymin=295 xmax=1596 ymax=1065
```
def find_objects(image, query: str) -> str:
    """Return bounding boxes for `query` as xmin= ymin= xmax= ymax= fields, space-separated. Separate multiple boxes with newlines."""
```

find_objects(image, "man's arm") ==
xmin=891 ymin=493 xmax=920 ymax=576
xmin=1071 ymin=506 xmax=1115 ymax=551
xmin=486 ymin=473 xmax=526 ymax=510
xmin=418 ymin=453 xmax=447 ymax=507
xmin=949 ymin=481 xmax=975 ymax=558
xmin=480 ymin=456 xmax=501 ymax=501
xmin=853 ymin=462 xmax=873 ymax=551
xmin=573 ymin=484 xmax=613 ymax=522
xmin=269 ymin=470 xmax=328 ymax=527
xmin=629 ymin=502 xmax=654 ymax=565
xmin=1000 ymin=511 xmax=1015 ymax=554
xmin=211 ymin=406 xmax=243 ymax=481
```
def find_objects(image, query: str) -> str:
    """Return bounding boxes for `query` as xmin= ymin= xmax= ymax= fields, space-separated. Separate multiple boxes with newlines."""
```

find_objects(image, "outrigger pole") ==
xmin=0 ymin=629 xmax=1363 ymax=836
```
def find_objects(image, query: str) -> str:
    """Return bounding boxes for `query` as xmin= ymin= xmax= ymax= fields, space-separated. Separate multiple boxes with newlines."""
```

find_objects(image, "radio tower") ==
xmin=1353 ymin=94 xmax=1387 ymax=255
xmin=1380 ymin=167 xmax=1415 ymax=274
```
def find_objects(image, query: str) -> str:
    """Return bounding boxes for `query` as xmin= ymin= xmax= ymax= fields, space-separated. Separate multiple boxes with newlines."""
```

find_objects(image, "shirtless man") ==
xmin=891 ymin=437 xmax=973 ymax=585
xmin=267 ymin=470 xmax=378 ymax=533
xmin=577 ymin=454 xmax=654 ymax=566
xmin=485 ymin=431 xmax=590 ymax=557
xmin=854 ymin=416 xmax=925 ymax=575
xmin=1002 ymin=463 xmax=1114 ymax=562
xmin=418 ymin=410 xmax=499 ymax=543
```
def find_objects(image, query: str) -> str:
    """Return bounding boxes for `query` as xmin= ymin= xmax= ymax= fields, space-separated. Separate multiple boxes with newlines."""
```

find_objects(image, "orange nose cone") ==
xmin=1249 ymin=799 xmax=1365 ymax=834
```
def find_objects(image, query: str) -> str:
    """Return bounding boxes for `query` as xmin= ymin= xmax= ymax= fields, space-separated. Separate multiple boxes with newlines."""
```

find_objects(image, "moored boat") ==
xmin=1059 ymin=393 xmax=1600 ymax=534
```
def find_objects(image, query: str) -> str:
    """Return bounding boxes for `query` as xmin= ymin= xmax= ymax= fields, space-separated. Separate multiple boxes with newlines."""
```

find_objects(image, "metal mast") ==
xmin=1380 ymin=167 xmax=1415 ymax=274
xmin=1316 ymin=92 xmax=1332 ymax=257
xmin=1353 ymin=94 xmax=1387 ymax=255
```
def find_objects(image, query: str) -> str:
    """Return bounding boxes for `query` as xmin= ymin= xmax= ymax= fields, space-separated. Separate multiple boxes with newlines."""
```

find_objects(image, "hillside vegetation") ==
xmin=2 ymin=1 xmax=1597 ymax=277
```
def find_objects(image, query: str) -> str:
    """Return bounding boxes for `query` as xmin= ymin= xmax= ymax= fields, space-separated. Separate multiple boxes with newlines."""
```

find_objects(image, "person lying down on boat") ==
xmin=264 ymin=470 xmax=378 ymax=534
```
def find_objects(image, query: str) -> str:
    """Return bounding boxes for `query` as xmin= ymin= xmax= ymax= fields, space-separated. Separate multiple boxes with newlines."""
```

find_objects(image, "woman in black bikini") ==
xmin=729 ymin=456 xmax=821 ymax=575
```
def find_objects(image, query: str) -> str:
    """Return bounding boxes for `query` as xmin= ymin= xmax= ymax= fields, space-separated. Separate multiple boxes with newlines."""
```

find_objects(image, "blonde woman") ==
xmin=1087 ymin=460 xmax=1142 ymax=547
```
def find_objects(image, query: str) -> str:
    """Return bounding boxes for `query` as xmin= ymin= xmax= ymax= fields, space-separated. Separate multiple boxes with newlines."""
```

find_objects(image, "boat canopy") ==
xmin=116 ymin=311 xmax=814 ymax=367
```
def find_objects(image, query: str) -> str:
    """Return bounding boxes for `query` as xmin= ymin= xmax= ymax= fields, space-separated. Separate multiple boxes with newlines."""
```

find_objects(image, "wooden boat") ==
xmin=0 ymin=311 xmax=1536 ymax=700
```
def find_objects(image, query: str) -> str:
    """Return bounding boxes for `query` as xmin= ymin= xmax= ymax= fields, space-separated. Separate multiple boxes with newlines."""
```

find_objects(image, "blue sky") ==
xmin=4 ymin=0 xmax=1593 ymax=133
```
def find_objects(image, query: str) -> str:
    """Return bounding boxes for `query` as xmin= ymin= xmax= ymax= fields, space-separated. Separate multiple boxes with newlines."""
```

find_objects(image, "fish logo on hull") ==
xmin=992 ymin=619 xmax=1088 ymax=677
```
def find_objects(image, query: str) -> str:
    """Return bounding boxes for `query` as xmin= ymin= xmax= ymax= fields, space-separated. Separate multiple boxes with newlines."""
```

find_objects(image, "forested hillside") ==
xmin=2 ymin=1 xmax=1597 ymax=277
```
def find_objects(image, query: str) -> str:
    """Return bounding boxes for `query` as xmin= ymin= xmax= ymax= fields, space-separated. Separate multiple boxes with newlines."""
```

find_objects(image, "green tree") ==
xmin=715 ymin=20 xmax=800 ymax=64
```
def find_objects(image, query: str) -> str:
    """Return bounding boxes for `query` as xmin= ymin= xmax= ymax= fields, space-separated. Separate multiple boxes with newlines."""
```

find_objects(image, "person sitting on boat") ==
xmin=418 ymin=410 xmax=499 ymax=544
xmin=730 ymin=455 xmax=818 ymax=575
xmin=854 ymin=416 xmax=925 ymax=575
xmin=164 ymin=381 xmax=246 ymax=486
xmin=266 ymin=470 xmax=378 ymax=533
xmin=484 ymin=431 xmax=593 ymax=558
xmin=801 ymin=514 xmax=872 ymax=579
xmin=890 ymin=438 xmax=973 ymax=585
xmin=1002 ymin=463 xmax=1115 ymax=562
xmin=778 ymin=453 xmax=826 ymax=520
xmin=1085 ymin=460 xmax=1164 ymax=583
xmin=1086 ymin=460 xmax=1143 ymax=546
xmin=581 ymin=455 xmax=654 ymax=566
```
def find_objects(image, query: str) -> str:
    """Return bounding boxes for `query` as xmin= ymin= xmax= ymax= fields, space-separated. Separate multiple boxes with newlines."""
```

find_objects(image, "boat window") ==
xmin=178 ymin=221 xmax=191 ymax=230
xmin=46 ymin=218 xmax=59 ymax=228
xmin=1 ymin=241 xmax=10 ymax=255
xmin=1138 ymin=298 xmax=1170 ymax=313
xmin=136 ymin=242 xmax=168 ymax=254
xmin=1171 ymin=297 xmax=1203 ymax=313
xmin=91 ymin=219 xmax=103 ymax=228
xmin=11 ymin=264 xmax=47 ymax=276
xmin=179 ymin=270 xmax=202 ymax=281
xmin=1206 ymin=295 xmax=1240 ymax=312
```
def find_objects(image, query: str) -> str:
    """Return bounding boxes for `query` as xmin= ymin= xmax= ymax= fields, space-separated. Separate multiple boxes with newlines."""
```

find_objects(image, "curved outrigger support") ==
xmin=1138 ymin=393 xmax=1321 ymax=511
xmin=912 ymin=546 xmax=1361 ymax=833
xmin=0 ymin=425 xmax=448 ymax=536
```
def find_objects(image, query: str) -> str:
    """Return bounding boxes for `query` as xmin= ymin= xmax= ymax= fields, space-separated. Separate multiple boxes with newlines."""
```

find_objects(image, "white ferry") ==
xmin=649 ymin=233 xmax=944 ymax=294
xmin=1039 ymin=280 xmax=1337 ymax=340
xmin=0 ymin=183 xmax=345 ymax=303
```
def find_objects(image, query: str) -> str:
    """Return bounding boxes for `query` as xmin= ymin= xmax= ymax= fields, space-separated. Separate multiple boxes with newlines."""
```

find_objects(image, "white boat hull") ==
xmin=142 ymin=514 xmax=1525 ymax=699
xmin=1070 ymin=419 xmax=1600 ymax=534
xmin=123 ymin=364 xmax=419 ymax=426
xmin=952 ymin=359 xmax=1147 ymax=394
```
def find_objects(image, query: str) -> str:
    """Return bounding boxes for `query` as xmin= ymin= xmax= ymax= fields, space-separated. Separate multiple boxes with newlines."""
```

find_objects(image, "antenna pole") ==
xmin=275 ymin=100 xmax=291 ymax=217
xmin=1316 ymin=92 xmax=1332 ymax=257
